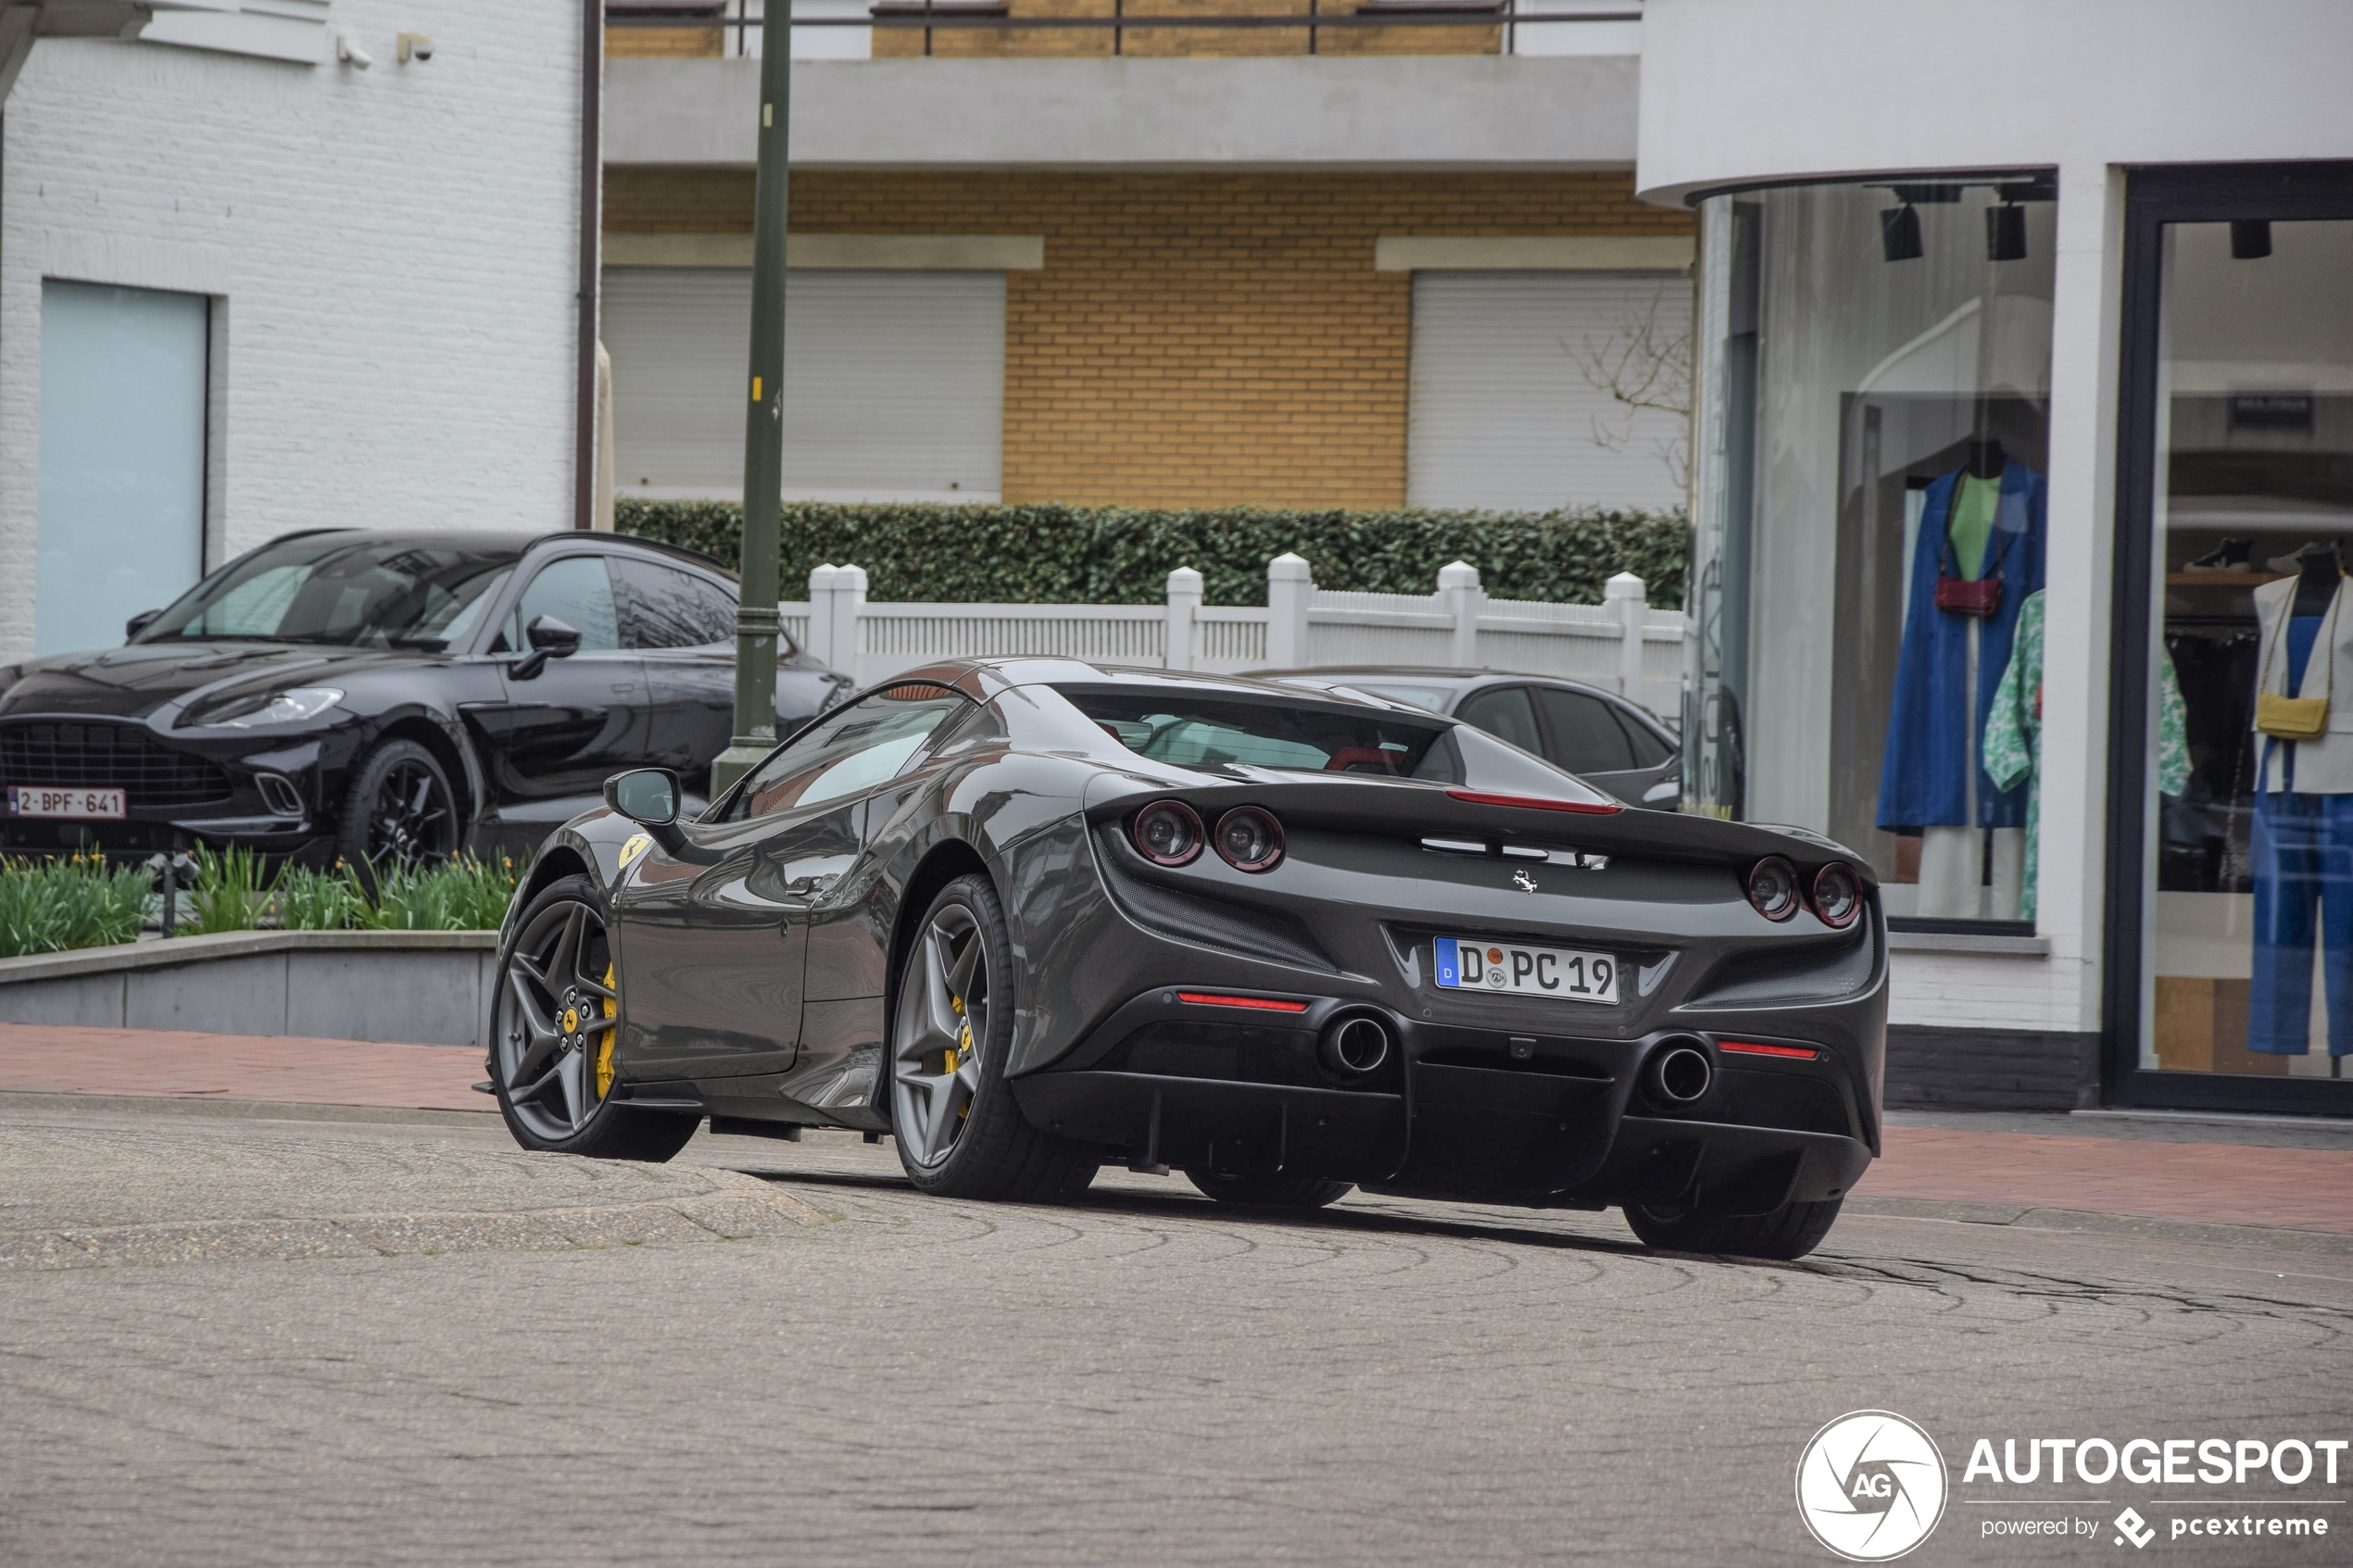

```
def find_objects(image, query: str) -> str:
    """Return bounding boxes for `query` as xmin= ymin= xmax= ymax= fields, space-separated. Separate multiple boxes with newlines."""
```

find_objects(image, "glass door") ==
xmin=2113 ymin=163 xmax=2353 ymax=1114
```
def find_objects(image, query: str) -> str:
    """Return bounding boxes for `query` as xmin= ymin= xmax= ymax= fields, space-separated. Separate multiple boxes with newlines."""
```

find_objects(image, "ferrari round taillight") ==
xmin=1812 ymin=861 xmax=1862 ymax=929
xmin=1214 ymin=807 xmax=1285 ymax=872
xmin=1132 ymin=801 xmax=1204 ymax=866
xmin=1746 ymin=857 xmax=1800 ymax=922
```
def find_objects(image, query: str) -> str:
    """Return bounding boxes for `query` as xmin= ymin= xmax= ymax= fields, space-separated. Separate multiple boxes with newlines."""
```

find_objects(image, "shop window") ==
xmin=1684 ymin=176 xmax=2057 ymax=924
xmin=2135 ymin=202 xmax=2353 ymax=1088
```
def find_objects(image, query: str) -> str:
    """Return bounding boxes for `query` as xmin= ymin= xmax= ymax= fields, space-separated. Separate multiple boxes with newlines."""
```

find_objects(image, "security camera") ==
xmin=336 ymin=34 xmax=374 ymax=69
xmin=398 ymin=32 xmax=434 ymax=63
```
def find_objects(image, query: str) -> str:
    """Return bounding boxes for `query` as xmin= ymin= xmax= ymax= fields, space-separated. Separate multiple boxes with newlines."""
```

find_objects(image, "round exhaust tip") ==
xmin=1645 ymin=1042 xmax=1713 ymax=1106
xmin=1320 ymin=1014 xmax=1392 ymax=1078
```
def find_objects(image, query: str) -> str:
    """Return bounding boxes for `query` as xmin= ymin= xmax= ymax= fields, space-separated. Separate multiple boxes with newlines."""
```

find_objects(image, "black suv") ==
xmin=0 ymin=529 xmax=850 ymax=866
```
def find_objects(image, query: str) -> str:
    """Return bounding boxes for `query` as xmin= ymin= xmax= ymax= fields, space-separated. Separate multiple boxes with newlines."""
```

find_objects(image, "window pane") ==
xmin=1615 ymin=708 xmax=1674 ymax=770
xmin=513 ymin=557 xmax=621 ymax=652
xmin=1455 ymin=687 xmax=1542 ymax=755
xmin=1536 ymin=688 xmax=1638 ymax=773
xmin=2145 ymin=217 xmax=2353 ymax=1085
xmin=1686 ymin=178 xmax=2057 ymax=922
xmin=727 ymin=684 xmax=964 ymax=819
xmin=36 ymin=281 xmax=207 ymax=656
xmin=615 ymin=558 xmax=736 ymax=649
xmin=1063 ymin=689 xmax=1452 ymax=778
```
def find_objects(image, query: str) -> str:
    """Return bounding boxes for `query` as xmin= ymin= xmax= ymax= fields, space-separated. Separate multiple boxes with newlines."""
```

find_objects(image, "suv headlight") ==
xmin=194 ymin=686 xmax=345 ymax=729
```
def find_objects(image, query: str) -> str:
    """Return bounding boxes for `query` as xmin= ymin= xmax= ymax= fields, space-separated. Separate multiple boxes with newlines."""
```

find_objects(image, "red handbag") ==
xmin=1934 ymin=526 xmax=2004 ymax=617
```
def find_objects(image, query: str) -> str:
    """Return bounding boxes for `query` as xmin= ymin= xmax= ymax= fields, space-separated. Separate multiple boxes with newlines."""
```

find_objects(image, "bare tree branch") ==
xmin=1570 ymin=285 xmax=1693 ymax=495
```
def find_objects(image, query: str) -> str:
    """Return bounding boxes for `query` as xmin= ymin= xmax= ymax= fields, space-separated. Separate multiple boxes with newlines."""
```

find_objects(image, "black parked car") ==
xmin=1263 ymin=668 xmax=1681 ymax=809
xmin=0 ymin=529 xmax=849 ymax=866
xmin=491 ymin=659 xmax=1884 ymax=1261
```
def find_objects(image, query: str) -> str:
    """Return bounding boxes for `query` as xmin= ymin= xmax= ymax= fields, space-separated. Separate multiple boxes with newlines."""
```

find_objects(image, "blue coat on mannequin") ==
xmin=1876 ymin=462 xmax=2047 ymax=833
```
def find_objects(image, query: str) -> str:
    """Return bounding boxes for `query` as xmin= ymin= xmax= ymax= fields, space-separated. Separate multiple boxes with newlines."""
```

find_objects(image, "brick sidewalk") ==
xmin=1856 ymin=1125 xmax=2353 ymax=1236
xmin=3 ymin=1023 xmax=2351 ymax=1233
xmin=0 ymin=1022 xmax=484 ymax=1113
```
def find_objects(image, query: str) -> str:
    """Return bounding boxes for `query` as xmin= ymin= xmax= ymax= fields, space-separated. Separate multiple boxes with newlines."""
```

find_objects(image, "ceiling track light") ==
xmin=1881 ymin=204 xmax=1923 ymax=263
xmin=1987 ymin=202 xmax=2028 ymax=262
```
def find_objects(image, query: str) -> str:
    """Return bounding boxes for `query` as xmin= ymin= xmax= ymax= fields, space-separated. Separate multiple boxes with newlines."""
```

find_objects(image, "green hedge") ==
xmin=617 ymin=500 xmax=1690 ymax=608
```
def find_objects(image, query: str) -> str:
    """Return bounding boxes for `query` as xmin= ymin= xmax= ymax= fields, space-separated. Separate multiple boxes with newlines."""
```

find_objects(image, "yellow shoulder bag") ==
xmin=2257 ymin=582 xmax=2340 ymax=740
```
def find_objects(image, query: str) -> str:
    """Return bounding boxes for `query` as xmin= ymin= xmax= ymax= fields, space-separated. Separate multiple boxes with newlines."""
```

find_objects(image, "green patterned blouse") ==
xmin=1984 ymin=590 xmax=2188 ymax=922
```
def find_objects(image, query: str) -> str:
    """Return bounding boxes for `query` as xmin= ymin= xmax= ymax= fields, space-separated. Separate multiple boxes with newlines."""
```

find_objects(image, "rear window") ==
xmin=1060 ymin=688 xmax=1453 ymax=778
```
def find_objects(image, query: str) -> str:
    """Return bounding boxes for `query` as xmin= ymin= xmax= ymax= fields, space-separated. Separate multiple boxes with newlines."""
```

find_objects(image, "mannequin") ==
xmin=1878 ymin=443 xmax=2047 ymax=919
xmin=2247 ymin=540 xmax=2353 ymax=1070
xmin=2292 ymin=541 xmax=2340 ymax=618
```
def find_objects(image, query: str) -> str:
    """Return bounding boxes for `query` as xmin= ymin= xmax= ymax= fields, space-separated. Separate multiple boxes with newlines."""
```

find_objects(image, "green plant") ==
xmin=354 ymin=854 xmax=525 ymax=932
xmin=270 ymin=861 xmax=368 ymax=932
xmin=182 ymin=844 xmax=269 ymax=935
xmin=0 ymin=854 xmax=153 ymax=959
xmin=616 ymin=498 xmax=1693 ymax=611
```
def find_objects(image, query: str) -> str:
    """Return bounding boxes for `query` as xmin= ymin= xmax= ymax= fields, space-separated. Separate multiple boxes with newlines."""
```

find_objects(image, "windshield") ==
xmin=137 ymin=535 xmax=519 ymax=649
xmin=1061 ymin=688 xmax=1453 ymax=778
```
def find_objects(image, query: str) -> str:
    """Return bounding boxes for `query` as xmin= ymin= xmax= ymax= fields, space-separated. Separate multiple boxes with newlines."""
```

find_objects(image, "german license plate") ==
xmin=6 ymin=785 xmax=126 ymax=820
xmin=1435 ymin=935 xmax=1618 ymax=1005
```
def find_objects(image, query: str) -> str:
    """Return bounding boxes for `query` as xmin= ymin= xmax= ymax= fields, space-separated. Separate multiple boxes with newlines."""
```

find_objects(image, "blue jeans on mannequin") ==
xmin=2247 ymin=780 xmax=2353 ymax=1057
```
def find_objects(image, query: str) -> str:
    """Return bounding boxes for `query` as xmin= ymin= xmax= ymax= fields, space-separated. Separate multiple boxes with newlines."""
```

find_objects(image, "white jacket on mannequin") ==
xmin=2254 ymin=574 xmax=2353 ymax=794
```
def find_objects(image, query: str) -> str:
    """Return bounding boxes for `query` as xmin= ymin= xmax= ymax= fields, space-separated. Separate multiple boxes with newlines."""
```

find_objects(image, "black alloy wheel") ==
xmin=1622 ymin=1197 xmax=1845 ymax=1261
xmin=337 ymin=738 xmax=459 ymax=872
xmin=887 ymin=872 xmax=1098 ymax=1200
xmin=1184 ymin=1169 xmax=1353 ymax=1210
xmin=491 ymin=874 xmax=696 ymax=1161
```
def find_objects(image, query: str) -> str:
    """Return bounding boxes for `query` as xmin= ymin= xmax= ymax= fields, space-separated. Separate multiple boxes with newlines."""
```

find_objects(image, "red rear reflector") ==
xmin=1445 ymin=788 xmax=1621 ymax=816
xmin=1175 ymin=992 xmax=1309 ymax=1013
xmin=1718 ymin=1040 xmax=1818 ymax=1060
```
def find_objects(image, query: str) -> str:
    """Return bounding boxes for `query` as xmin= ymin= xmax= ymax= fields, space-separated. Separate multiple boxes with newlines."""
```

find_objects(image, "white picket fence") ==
xmin=783 ymin=553 xmax=1687 ymax=722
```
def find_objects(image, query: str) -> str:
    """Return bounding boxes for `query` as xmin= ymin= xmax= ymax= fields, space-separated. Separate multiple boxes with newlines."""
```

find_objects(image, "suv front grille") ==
xmin=0 ymin=721 xmax=234 ymax=809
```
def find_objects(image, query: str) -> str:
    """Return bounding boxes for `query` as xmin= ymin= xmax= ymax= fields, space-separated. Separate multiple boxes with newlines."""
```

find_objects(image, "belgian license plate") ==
xmin=6 ymin=785 xmax=126 ymax=820
xmin=1435 ymin=935 xmax=1619 ymax=1005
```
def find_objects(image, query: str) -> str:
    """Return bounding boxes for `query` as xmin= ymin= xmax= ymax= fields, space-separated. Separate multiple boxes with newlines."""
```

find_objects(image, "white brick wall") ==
xmin=0 ymin=1 xmax=586 ymax=660
xmin=1887 ymin=948 xmax=2097 ymax=1035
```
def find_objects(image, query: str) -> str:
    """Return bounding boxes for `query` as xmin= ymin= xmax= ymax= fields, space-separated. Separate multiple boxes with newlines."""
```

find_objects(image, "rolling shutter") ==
xmin=1407 ymin=270 xmax=1692 ymax=513
xmin=601 ymin=267 xmax=1005 ymax=502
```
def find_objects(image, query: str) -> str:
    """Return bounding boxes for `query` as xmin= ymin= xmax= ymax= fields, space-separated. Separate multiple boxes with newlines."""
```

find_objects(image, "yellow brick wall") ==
xmin=605 ymin=169 xmax=1691 ymax=507
xmin=606 ymin=23 xmax=725 ymax=58
xmin=868 ymin=0 xmax=1495 ymax=60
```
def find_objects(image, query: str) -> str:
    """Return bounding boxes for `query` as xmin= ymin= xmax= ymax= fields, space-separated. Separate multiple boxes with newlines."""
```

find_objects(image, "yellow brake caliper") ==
xmin=948 ymin=996 xmax=972 ymax=1119
xmin=596 ymin=962 xmax=618 ymax=1099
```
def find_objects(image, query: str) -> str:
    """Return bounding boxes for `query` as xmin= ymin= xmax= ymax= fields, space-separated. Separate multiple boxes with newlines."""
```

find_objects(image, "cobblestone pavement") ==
xmin=4 ymin=1101 xmax=2351 ymax=1567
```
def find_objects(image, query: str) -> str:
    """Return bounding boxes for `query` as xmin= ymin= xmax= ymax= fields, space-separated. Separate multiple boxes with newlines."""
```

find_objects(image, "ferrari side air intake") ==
xmin=1642 ymin=1040 xmax=1714 ymax=1107
xmin=1319 ymin=1012 xmax=1393 ymax=1079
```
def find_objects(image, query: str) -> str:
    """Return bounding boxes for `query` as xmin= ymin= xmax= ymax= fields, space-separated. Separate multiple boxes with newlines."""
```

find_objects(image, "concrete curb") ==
xmin=0 ymin=928 xmax=498 ymax=985
xmin=0 ymin=1168 xmax=825 ymax=1272
xmin=0 ymin=930 xmax=500 ymax=1047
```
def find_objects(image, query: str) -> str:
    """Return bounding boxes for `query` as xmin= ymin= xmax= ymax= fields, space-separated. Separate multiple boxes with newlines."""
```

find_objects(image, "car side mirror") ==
xmin=509 ymin=615 xmax=583 ymax=680
xmin=602 ymin=767 xmax=713 ymax=860
xmin=527 ymin=615 xmax=583 ymax=657
xmin=125 ymin=608 xmax=161 ymax=641
xmin=603 ymin=768 xmax=678 ymax=828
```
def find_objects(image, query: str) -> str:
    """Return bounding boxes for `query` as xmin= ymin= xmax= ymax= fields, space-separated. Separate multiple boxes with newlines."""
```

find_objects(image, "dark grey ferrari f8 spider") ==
xmin=489 ymin=659 xmax=1885 ymax=1260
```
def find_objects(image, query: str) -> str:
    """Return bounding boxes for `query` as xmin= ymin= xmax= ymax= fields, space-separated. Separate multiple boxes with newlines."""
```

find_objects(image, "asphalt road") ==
xmin=4 ymin=1101 xmax=2350 ymax=1567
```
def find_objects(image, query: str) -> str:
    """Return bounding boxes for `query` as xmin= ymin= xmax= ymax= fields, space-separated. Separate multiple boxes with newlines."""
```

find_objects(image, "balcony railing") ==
xmin=607 ymin=0 xmax=1639 ymax=60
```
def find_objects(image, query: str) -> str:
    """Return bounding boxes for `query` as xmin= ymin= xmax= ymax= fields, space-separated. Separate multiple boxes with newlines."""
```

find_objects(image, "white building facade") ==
xmin=1639 ymin=0 xmax=2353 ymax=1116
xmin=0 ymin=0 xmax=592 ymax=660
